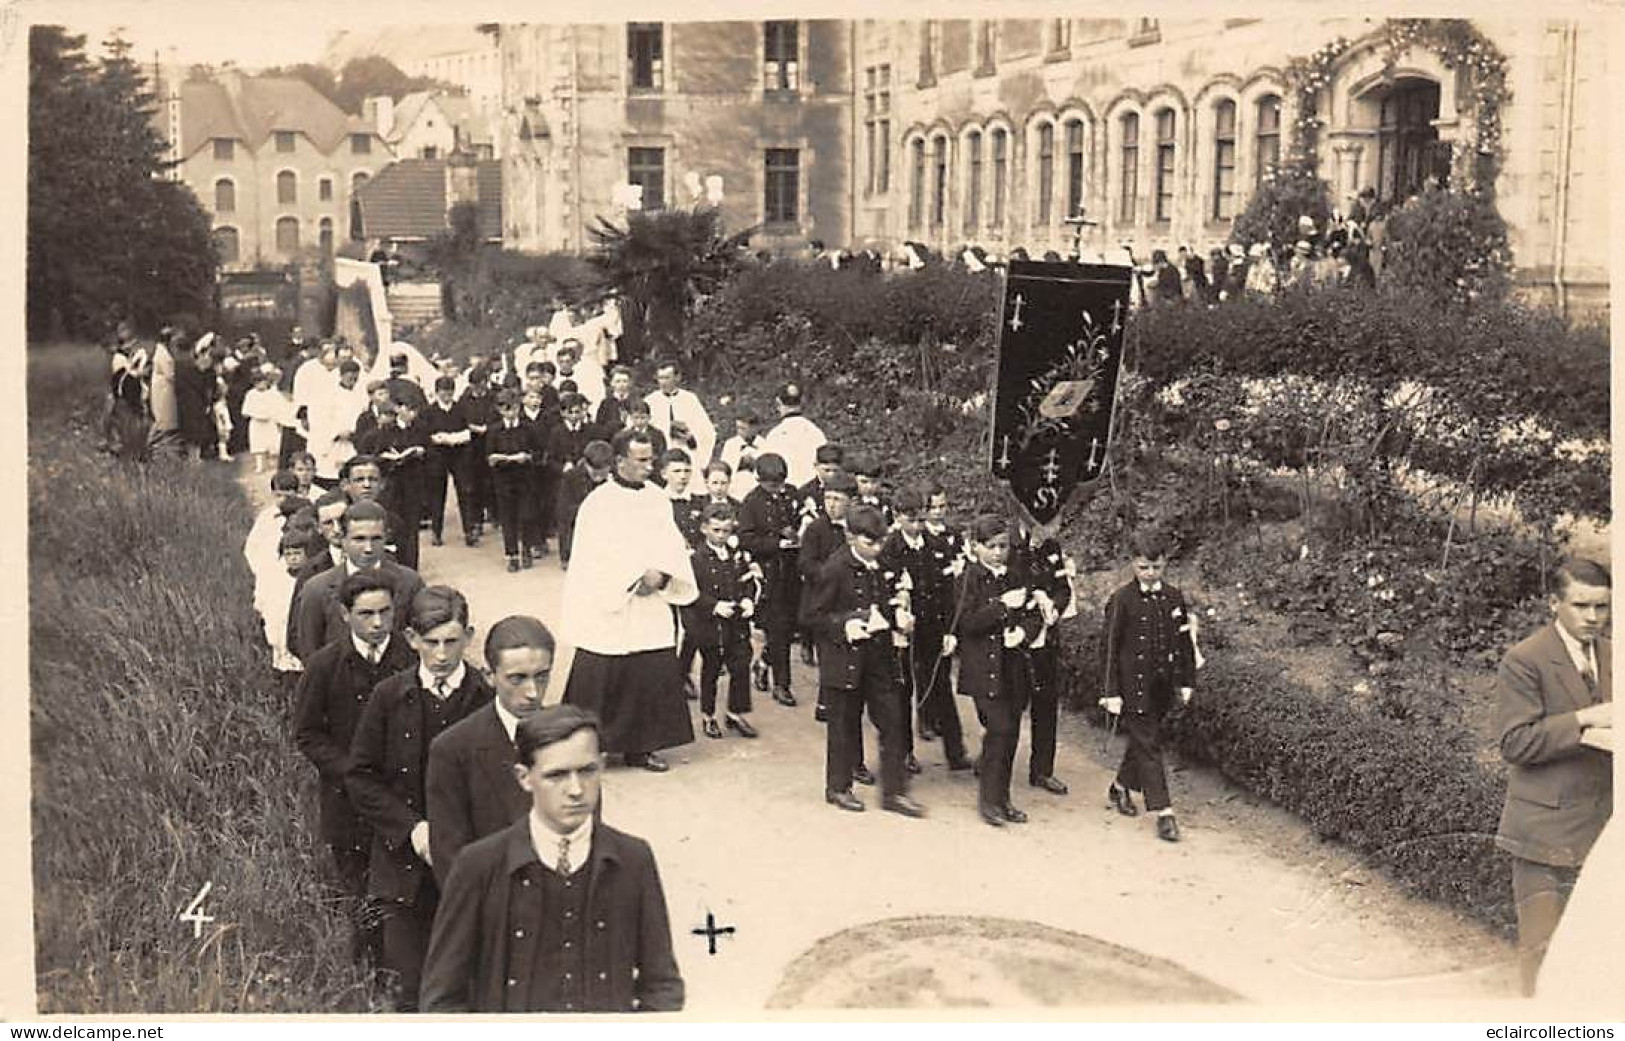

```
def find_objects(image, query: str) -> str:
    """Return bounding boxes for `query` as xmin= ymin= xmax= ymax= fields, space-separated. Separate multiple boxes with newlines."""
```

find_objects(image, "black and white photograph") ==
xmin=12 ymin=0 xmax=1620 ymax=1022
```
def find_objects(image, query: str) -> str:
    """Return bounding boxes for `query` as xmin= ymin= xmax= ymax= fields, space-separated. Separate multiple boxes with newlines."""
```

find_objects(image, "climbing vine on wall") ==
xmin=1282 ymin=19 xmax=1509 ymax=194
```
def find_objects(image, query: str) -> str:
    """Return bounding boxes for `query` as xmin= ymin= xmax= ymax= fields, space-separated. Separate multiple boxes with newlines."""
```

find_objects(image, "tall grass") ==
xmin=29 ymin=344 xmax=378 ymax=1012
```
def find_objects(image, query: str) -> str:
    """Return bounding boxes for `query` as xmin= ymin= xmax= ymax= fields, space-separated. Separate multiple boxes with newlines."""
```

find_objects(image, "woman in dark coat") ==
xmin=174 ymin=342 xmax=220 ymax=460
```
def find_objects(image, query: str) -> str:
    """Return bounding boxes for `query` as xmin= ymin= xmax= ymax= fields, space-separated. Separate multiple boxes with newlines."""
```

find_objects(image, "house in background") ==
xmin=156 ymin=69 xmax=394 ymax=271
xmin=352 ymin=151 xmax=503 ymax=251
xmin=364 ymin=91 xmax=497 ymax=161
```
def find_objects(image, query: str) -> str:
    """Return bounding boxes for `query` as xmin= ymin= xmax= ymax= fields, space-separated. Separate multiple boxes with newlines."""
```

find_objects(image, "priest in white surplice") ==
xmin=560 ymin=428 xmax=698 ymax=771
xmin=644 ymin=361 xmax=716 ymax=496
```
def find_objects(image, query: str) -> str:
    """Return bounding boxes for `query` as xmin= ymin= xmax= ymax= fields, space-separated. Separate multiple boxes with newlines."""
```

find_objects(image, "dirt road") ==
xmin=403 ymin=515 xmax=1518 ymax=1011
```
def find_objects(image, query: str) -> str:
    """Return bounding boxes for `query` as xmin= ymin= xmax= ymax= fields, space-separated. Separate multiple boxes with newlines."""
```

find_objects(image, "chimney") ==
xmin=445 ymin=148 xmax=480 ymax=223
xmin=364 ymin=94 xmax=394 ymax=137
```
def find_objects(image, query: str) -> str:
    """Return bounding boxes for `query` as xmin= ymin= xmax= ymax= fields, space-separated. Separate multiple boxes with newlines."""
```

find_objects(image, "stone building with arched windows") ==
xmin=494 ymin=16 xmax=1609 ymax=314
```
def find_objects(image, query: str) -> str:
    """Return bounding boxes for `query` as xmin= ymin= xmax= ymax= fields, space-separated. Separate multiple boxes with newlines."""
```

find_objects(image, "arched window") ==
xmin=1035 ymin=121 xmax=1055 ymax=225
xmin=931 ymin=135 xmax=949 ymax=229
xmin=991 ymin=128 xmax=1008 ymax=228
xmin=319 ymin=217 xmax=334 ymax=255
xmin=275 ymin=216 xmax=299 ymax=253
xmin=277 ymin=170 xmax=297 ymax=205
xmin=1064 ymin=118 xmax=1086 ymax=219
xmin=1154 ymin=108 xmax=1176 ymax=222
xmin=1255 ymin=95 xmax=1281 ymax=185
xmin=213 ymin=226 xmax=239 ymax=265
xmin=1119 ymin=112 xmax=1140 ymax=222
xmin=909 ymin=137 xmax=926 ymax=230
xmin=214 ymin=179 xmax=235 ymax=214
xmin=1213 ymin=99 xmax=1237 ymax=220
xmin=965 ymin=130 xmax=983 ymax=232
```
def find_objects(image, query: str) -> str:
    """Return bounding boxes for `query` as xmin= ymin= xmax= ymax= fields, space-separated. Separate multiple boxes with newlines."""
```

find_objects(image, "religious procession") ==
xmin=31 ymin=12 xmax=1615 ymax=1024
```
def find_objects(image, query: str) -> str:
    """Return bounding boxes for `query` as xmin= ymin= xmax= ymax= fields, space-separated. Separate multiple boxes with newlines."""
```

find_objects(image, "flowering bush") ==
xmin=1379 ymin=189 xmax=1512 ymax=306
xmin=1229 ymin=165 xmax=1332 ymax=252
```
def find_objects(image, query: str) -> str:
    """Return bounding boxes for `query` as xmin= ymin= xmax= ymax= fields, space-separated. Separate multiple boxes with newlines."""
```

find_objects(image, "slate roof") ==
xmin=177 ymin=74 xmax=379 ymax=159
xmin=355 ymin=158 xmax=503 ymax=242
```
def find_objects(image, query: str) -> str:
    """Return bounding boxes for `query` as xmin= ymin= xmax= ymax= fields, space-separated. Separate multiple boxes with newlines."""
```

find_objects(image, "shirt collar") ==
xmin=612 ymin=472 xmax=644 ymax=491
xmin=419 ymin=661 xmax=467 ymax=696
xmin=351 ymin=633 xmax=390 ymax=662
xmin=1554 ymin=619 xmax=1597 ymax=676
xmin=493 ymin=696 xmax=522 ymax=743
xmin=901 ymin=531 xmax=924 ymax=550
xmin=529 ymin=811 xmax=594 ymax=875
xmin=1139 ymin=581 xmax=1164 ymax=595
xmin=708 ymin=541 xmax=730 ymax=560
xmin=985 ymin=562 xmax=1007 ymax=578
xmin=850 ymin=547 xmax=878 ymax=571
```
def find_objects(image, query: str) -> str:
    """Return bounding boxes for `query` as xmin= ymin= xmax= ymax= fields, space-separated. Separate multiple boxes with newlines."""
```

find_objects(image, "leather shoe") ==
xmin=1000 ymin=804 xmax=1029 ymax=824
xmin=1030 ymin=775 xmax=1069 ymax=795
xmin=430 ymin=534 xmax=444 ymax=547
xmin=979 ymin=805 xmax=1006 ymax=827
xmin=1108 ymin=784 xmax=1139 ymax=817
xmin=725 ymin=715 xmax=758 ymax=739
xmin=947 ymin=756 xmax=974 ymax=772
xmin=506 ymin=558 xmax=519 ymax=573
xmin=826 ymin=789 xmax=864 ymax=812
xmin=752 ymin=660 xmax=770 ymax=692
xmin=702 ymin=717 xmax=722 ymax=739
xmin=634 ymin=753 xmax=669 ymax=773
xmin=851 ymin=764 xmax=876 ymax=786
xmin=1156 ymin=814 xmax=1181 ymax=842
xmin=904 ymin=754 xmax=922 ymax=775
xmin=772 ymin=688 xmax=798 ymax=708
xmin=814 ymin=704 xmax=828 ymax=723
xmin=882 ymin=795 xmax=927 ymax=818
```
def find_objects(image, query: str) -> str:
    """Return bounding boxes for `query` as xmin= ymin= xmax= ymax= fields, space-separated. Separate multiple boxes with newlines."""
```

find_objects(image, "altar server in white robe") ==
xmin=759 ymin=381 xmax=827 ymax=490
xmin=560 ymin=428 xmax=698 ymax=771
xmin=643 ymin=361 xmax=716 ymax=496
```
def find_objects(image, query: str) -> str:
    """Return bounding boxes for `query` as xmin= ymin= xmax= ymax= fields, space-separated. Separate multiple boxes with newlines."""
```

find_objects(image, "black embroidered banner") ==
xmin=990 ymin=260 xmax=1134 ymax=525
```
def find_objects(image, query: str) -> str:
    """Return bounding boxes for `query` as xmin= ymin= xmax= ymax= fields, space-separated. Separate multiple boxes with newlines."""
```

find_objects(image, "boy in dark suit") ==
xmin=371 ymin=397 xmax=429 ymax=569
xmin=949 ymin=515 xmax=1045 ymax=827
xmin=423 ymin=376 xmax=475 ymax=547
xmin=1100 ymin=530 xmax=1198 ymax=842
xmin=881 ymin=488 xmax=969 ymax=772
xmin=737 ymin=452 xmax=801 ymax=708
xmin=546 ymin=392 xmax=595 ymax=518
xmin=518 ymin=387 xmax=554 ymax=559
xmin=849 ymin=453 xmax=892 ymax=527
xmin=1014 ymin=522 xmax=1077 ymax=795
xmin=918 ymin=483 xmax=967 ymax=747
xmin=799 ymin=472 xmax=855 ymax=724
xmin=293 ymin=570 xmax=417 ymax=964
xmin=347 ymin=585 xmax=491 ymax=1010
xmin=555 ymin=439 xmax=613 ymax=568
xmin=683 ymin=502 xmax=763 ymax=740
xmin=486 ymin=390 xmax=544 ymax=572
xmin=1495 ymin=557 xmax=1613 ymax=994
xmin=425 ymin=616 xmax=555 ymax=888
xmin=808 ymin=505 xmax=925 ymax=819
xmin=291 ymin=499 xmax=426 ymax=664
xmin=458 ymin=368 xmax=497 ymax=541
xmin=421 ymin=704 xmax=684 ymax=1013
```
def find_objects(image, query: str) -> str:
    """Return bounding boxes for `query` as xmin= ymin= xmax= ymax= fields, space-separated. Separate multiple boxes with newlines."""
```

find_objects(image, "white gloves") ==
xmin=940 ymin=634 xmax=958 ymax=657
xmin=844 ymin=618 xmax=871 ymax=642
xmin=713 ymin=600 xmax=736 ymax=618
xmin=999 ymin=587 xmax=1029 ymax=609
xmin=410 ymin=821 xmax=432 ymax=864
xmin=1099 ymin=696 xmax=1123 ymax=716
xmin=1178 ymin=687 xmax=1193 ymax=706
xmin=739 ymin=598 xmax=756 ymax=619
xmin=894 ymin=607 xmax=915 ymax=634
xmin=1002 ymin=626 xmax=1026 ymax=648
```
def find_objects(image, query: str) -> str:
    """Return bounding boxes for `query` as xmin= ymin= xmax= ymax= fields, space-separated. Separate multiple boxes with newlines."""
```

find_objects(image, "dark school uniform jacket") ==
xmin=293 ymin=635 xmax=417 ymax=849
xmin=426 ymin=702 xmax=531 ymax=889
xmin=347 ymin=667 xmax=493 ymax=902
xmin=681 ymin=542 xmax=763 ymax=647
xmin=737 ymin=484 xmax=801 ymax=629
xmin=420 ymin=818 xmax=685 ymax=1013
xmin=1101 ymin=580 xmax=1198 ymax=715
xmin=949 ymin=560 xmax=1039 ymax=700
xmin=807 ymin=549 xmax=908 ymax=692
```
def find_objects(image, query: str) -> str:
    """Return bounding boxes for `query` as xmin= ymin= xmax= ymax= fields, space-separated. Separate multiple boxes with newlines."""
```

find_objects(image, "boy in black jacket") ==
xmin=555 ymin=439 xmax=613 ymax=567
xmin=423 ymin=377 xmax=475 ymax=547
xmin=798 ymin=472 xmax=855 ymax=724
xmin=486 ymin=390 xmax=544 ymax=572
xmin=1100 ymin=530 xmax=1198 ymax=842
xmin=682 ymin=502 xmax=764 ymax=740
xmin=808 ymin=505 xmax=925 ymax=819
xmin=736 ymin=452 xmax=800 ymax=708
